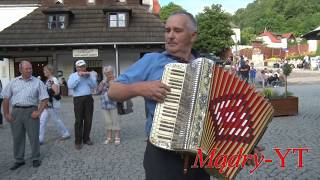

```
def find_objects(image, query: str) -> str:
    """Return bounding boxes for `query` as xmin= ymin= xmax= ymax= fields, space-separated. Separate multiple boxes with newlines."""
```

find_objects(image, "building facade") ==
xmin=0 ymin=0 xmax=164 ymax=86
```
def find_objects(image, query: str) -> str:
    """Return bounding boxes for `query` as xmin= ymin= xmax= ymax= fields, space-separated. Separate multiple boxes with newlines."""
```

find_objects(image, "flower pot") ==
xmin=270 ymin=96 xmax=298 ymax=117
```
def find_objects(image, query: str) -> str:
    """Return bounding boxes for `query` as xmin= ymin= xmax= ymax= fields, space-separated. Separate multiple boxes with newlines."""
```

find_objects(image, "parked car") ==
xmin=199 ymin=53 xmax=224 ymax=65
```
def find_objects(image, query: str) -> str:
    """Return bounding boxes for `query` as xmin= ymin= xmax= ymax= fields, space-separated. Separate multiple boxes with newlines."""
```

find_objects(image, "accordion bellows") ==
xmin=149 ymin=58 xmax=274 ymax=179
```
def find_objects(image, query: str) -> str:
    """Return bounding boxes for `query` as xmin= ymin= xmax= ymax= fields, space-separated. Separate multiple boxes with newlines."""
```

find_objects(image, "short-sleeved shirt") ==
xmin=46 ymin=76 xmax=61 ymax=108
xmin=2 ymin=76 xmax=49 ymax=106
xmin=116 ymin=52 xmax=196 ymax=135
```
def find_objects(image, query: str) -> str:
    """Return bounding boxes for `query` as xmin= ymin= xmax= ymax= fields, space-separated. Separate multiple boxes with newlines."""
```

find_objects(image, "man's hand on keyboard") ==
xmin=140 ymin=81 xmax=170 ymax=103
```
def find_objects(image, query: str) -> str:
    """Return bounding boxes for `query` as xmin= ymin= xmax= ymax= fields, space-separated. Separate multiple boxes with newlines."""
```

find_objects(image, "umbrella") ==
xmin=301 ymin=26 xmax=320 ymax=40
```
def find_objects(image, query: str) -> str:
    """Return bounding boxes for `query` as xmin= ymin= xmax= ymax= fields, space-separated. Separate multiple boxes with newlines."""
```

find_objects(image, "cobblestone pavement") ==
xmin=0 ymin=84 xmax=319 ymax=180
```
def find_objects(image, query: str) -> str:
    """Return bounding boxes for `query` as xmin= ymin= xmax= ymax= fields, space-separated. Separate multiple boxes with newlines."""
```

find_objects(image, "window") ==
xmin=109 ymin=13 xmax=126 ymax=27
xmin=48 ymin=15 xmax=66 ymax=29
xmin=55 ymin=0 xmax=63 ymax=4
xmin=87 ymin=0 xmax=95 ymax=4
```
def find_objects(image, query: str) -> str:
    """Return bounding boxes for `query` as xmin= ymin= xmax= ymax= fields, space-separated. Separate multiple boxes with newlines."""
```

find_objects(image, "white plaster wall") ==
xmin=308 ymin=40 xmax=318 ymax=52
xmin=0 ymin=58 xmax=10 ymax=88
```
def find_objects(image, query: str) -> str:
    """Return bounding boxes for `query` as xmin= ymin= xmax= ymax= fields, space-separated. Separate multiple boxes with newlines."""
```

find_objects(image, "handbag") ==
xmin=117 ymin=99 xmax=133 ymax=115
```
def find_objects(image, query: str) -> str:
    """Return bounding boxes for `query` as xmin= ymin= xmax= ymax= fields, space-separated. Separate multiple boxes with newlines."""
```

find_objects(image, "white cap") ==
xmin=75 ymin=60 xmax=86 ymax=67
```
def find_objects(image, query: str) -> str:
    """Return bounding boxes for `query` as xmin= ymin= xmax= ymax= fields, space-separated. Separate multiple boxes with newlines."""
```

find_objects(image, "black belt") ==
xmin=14 ymin=105 xmax=37 ymax=109
xmin=74 ymin=95 xmax=92 ymax=98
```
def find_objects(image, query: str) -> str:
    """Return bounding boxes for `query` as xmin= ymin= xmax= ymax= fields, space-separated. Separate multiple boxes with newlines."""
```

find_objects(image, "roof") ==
xmin=0 ymin=0 xmax=39 ymax=5
xmin=260 ymin=31 xmax=281 ymax=43
xmin=152 ymin=0 xmax=160 ymax=14
xmin=0 ymin=3 xmax=165 ymax=47
xmin=302 ymin=26 xmax=320 ymax=40
xmin=281 ymin=32 xmax=294 ymax=39
xmin=259 ymin=31 xmax=295 ymax=43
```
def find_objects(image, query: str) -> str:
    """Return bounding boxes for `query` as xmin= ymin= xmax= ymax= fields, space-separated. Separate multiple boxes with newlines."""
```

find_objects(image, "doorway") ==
xmin=14 ymin=57 xmax=51 ymax=81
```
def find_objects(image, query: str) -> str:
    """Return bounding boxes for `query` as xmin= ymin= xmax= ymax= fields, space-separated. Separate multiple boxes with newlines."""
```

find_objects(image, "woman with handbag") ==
xmin=39 ymin=65 xmax=70 ymax=144
xmin=97 ymin=66 xmax=121 ymax=145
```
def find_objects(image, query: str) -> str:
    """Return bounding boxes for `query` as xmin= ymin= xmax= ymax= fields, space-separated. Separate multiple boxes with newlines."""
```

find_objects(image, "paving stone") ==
xmin=0 ymin=83 xmax=319 ymax=179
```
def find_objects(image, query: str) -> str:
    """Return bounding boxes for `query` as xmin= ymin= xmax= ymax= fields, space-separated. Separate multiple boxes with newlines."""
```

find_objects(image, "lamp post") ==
xmin=296 ymin=37 xmax=302 ymax=55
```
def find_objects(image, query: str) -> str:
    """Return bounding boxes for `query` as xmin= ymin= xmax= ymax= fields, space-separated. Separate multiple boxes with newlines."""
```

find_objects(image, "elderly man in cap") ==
xmin=2 ymin=60 xmax=48 ymax=170
xmin=68 ymin=60 xmax=97 ymax=150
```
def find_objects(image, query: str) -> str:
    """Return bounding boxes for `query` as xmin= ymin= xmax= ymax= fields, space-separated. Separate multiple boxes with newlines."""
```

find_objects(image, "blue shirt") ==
xmin=249 ymin=68 xmax=257 ymax=78
xmin=67 ymin=72 xmax=97 ymax=97
xmin=117 ymin=52 xmax=195 ymax=135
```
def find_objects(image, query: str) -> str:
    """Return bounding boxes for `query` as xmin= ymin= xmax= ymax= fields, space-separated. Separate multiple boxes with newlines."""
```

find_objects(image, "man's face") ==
xmin=165 ymin=14 xmax=197 ymax=57
xmin=76 ymin=65 xmax=86 ymax=72
xmin=20 ymin=62 xmax=32 ymax=78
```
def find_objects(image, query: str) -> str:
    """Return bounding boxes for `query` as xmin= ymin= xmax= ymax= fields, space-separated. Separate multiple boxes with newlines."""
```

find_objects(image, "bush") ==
xmin=261 ymin=88 xmax=294 ymax=100
xmin=262 ymin=88 xmax=279 ymax=100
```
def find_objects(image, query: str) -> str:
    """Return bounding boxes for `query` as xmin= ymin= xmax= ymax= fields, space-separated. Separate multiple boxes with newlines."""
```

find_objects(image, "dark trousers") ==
xmin=11 ymin=106 xmax=40 ymax=163
xmin=73 ymin=95 xmax=94 ymax=145
xmin=0 ymin=98 xmax=3 ymax=124
xmin=143 ymin=141 xmax=210 ymax=180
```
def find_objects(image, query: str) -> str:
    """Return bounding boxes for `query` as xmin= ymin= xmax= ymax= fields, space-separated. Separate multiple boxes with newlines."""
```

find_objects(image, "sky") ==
xmin=0 ymin=7 xmax=36 ymax=31
xmin=158 ymin=0 xmax=254 ymax=15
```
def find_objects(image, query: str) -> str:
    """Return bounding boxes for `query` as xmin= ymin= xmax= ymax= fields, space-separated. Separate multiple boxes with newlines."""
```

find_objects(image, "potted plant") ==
xmin=261 ymin=64 xmax=298 ymax=117
xmin=282 ymin=63 xmax=292 ymax=97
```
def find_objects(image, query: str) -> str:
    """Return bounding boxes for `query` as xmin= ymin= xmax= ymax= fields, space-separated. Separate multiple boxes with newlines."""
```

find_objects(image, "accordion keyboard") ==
xmin=150 ymin=64 xmax=187 ymax=149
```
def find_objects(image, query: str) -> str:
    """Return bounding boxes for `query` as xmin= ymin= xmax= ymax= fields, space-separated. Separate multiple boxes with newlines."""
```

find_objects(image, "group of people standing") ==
xmin=0 ymin=59 xmax=120 ymax=170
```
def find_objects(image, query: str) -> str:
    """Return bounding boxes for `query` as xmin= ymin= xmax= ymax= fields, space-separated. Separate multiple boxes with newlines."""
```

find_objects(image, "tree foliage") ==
xmin=159 ymin=2 xmax=185 ymax=21
xmin=241 ymin=27 xmax=256 ymax=45
xmin=194 ymin=4 xmax=234 ymax=56
xmin=232 ymin=0 xmax=320 ymax=45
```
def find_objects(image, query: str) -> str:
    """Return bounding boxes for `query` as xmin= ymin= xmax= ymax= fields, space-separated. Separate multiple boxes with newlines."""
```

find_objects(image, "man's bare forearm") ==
xmin=108 ymin=82 xmax=141 ymax=102
xmin=38 ymin=99 xmax=48 ymax=113
xmin=3 ymin=98 xmax=10 ymax=115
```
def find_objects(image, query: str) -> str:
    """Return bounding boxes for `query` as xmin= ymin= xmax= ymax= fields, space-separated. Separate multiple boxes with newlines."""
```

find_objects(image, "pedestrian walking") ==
xmin=39 ymin=64 xmax=70 ymax=145
xmin=249 ymin=63 xmax=257 ymax=85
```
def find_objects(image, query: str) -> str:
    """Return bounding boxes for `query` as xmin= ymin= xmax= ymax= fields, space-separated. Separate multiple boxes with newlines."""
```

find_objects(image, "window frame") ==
xmin=108 ymin=12 xmax=127 ymax=28
xmin=47 ymin=14 xmax=67 ymax=30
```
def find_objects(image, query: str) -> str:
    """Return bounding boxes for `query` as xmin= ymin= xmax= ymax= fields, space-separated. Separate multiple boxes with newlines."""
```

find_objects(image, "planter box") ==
xmin=270 ymin=96 xmax=299 ymax=117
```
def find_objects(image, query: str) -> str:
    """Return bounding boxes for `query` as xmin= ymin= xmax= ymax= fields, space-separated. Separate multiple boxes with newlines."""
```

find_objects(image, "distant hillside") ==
xmin=232 ymin=0 xmax=320 ymax=44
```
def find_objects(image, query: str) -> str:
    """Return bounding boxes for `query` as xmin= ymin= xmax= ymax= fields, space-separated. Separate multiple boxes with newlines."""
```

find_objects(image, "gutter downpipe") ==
xmin=114 ymin=44 xmax=119 ymax=77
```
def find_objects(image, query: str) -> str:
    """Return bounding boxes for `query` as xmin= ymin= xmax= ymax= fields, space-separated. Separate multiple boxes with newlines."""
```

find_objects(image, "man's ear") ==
xmin=190 ymin=32 xmax=197 ymax=43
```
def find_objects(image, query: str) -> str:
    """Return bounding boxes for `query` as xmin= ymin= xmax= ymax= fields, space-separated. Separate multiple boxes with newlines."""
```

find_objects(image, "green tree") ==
xmin=241 ymin=27 xmax=256 ymax=45
xmin=159 ymin=2 xmax=185 ymax=21
xmin=194 ymin=4 xmax=234 ymax=56
xmin=232 ymin=0 xmax=320 ymax=36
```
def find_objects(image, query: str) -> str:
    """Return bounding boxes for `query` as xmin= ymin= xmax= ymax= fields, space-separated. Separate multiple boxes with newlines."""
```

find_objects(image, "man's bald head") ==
xmin=19 ymin=60 xmax=33 ymax=79
xmin=167 ymin=11 xmax=197 ymax=33
xmin=19 ymin=60 xmax=32 ymax=71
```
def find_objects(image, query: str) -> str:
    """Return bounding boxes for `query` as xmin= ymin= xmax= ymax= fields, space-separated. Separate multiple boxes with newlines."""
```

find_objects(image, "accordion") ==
xmin=149 ymin=58 xmax=273 ymax=179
